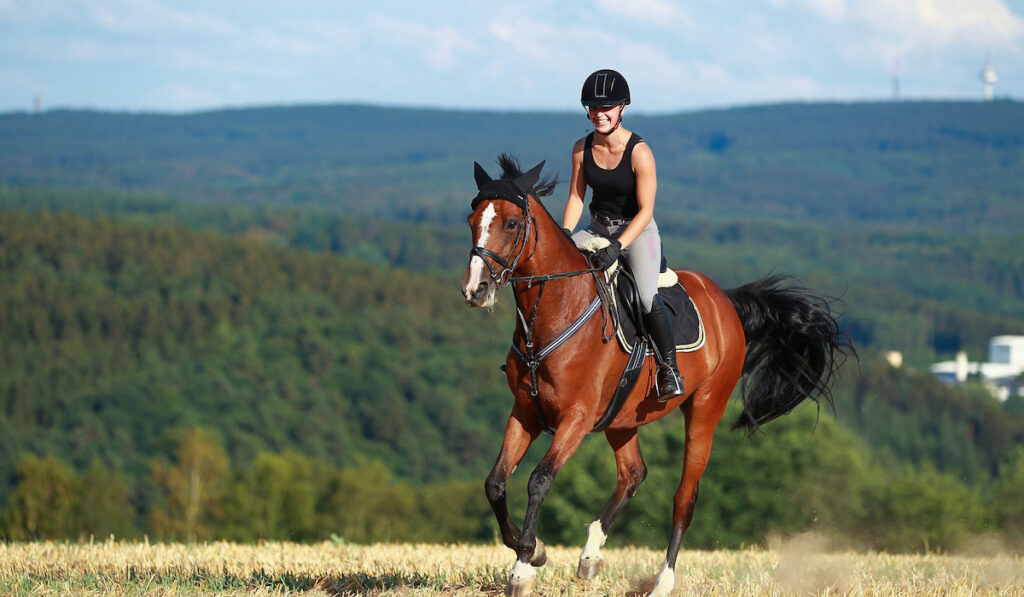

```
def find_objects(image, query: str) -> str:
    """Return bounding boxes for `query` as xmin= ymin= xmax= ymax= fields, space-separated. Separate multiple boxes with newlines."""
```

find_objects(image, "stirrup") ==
xmin=656 ymin=367 xmax=684 ymax=401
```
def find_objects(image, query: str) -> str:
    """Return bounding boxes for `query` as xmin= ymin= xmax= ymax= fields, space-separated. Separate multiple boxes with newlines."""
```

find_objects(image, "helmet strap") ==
xmin=590 ymin=104 xmax=624 ymax=136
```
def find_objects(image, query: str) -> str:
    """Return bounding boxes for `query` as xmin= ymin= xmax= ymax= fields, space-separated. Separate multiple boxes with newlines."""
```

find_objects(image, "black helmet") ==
xmin=581 ymin=69 xmax=630 ymax=107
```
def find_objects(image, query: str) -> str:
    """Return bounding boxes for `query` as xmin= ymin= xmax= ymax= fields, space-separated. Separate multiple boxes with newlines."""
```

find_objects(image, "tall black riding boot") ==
xmin=643 ymin=294 xmax=684 ymax=401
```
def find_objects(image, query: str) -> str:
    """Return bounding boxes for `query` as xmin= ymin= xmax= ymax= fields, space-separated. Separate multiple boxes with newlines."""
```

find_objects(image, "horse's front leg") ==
xmin=578 ymin=427 xmax=647 ymax=580
xmin=506 ymin=418 xmax=589 ymax=597
xmin=485 ymin=407 xmax=541 ymax=554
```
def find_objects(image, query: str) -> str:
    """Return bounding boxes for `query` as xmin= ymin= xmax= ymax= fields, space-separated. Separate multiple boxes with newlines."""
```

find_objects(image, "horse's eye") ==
xmin=505 ymin=218 xmax=520 ymax=232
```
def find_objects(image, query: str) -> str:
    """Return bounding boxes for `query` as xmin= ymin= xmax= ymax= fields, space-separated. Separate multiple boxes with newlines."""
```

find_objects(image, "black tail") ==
xmin=726 ymin=274 xmax=853 ymax=433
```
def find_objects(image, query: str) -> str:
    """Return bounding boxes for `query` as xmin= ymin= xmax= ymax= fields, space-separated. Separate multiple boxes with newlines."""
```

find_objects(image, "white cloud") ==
xmin=85 ymin=0 xmax=236 ymax=36
xmin=2 ymin=0 xmax=1024 ymax=112
xmin=769 ymin=0 xmax=847 ymax=21
xmin=367 ymin=15 xmax=476 ymax=70
xmin=595 ymin=0 xmax=691 ymax=26
xmin=847 ymin=0 xmax=1024 ymax=45
xmin=150 ymin=81 xmax=224 ymax=110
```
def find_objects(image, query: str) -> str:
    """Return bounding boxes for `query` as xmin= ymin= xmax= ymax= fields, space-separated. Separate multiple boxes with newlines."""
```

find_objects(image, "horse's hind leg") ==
xmin=485 ymin=408 xmax=541 ymax=555
xmin=577 ymin=427 xmax=647 ymax=580
xmin=651 ymin=392 xmax=729 ymax=597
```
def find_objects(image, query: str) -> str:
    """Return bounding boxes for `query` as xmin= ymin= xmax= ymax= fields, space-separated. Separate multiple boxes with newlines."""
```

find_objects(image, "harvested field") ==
xmin=2 ymin=539 xmax=1023 ymax=595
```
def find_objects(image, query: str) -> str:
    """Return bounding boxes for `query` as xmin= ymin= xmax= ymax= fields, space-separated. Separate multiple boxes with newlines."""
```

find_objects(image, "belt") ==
xmin=591 ymin=211 xmax=631 ymax=227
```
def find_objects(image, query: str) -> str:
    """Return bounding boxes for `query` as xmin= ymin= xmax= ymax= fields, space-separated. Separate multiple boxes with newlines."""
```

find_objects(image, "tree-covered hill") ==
xmin=2 ymin=101 xmax=1021 ymax=363
xmin=3 ymin=181 xmax=1019 ymax=369
xmin=0 ymin=209 xmax=518 ymax=486
xmin=1 ymin=101 xmax=1022 ymax=547
xmin=2 ymin=208 xmax=1021 ymax=488
xmin=1 ymin=101 xmax=1021 ymax=231
xmin=2 ymin=207 xmax=1022 ymax=548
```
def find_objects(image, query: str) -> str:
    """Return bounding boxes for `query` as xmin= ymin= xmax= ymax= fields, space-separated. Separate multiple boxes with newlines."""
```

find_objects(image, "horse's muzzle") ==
xmin=464 ymin=279 xmax=494 ymax=308
xmin=462 ymin=255 xmax=497 ymax=308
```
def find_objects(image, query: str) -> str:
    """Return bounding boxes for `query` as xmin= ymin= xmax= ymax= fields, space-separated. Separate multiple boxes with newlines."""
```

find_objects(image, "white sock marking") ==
xmin=509 ymin=559 xmax=536 ymax=582
xmin=650 ymin=561 xmax=675 ymax=597
xmin=581 ymin=520 xmax=606 ymax=560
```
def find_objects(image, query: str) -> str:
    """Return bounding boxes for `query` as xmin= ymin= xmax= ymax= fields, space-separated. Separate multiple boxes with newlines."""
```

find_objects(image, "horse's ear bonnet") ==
xmin=471 ymin=160 xmax=546 ymax=210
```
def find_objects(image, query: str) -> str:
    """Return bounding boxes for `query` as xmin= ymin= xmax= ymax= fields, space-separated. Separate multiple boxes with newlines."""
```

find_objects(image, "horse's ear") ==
xmin=516 ymin=160 xmax=545 ymax=194
xmin=474 ymin=162 xmax=493 ymax=190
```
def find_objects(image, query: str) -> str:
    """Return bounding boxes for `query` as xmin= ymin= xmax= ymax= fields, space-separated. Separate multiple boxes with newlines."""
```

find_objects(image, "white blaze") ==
xmin=464 ymin=203 xmax=497 ymax=300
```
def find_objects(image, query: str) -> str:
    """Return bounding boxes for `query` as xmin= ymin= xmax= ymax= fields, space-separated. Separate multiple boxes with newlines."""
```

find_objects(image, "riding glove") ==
xmin=590 ymin=240 xmax=621 ymax=269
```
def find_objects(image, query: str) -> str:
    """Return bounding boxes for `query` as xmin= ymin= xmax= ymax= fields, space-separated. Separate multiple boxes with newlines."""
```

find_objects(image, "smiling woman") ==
xmin=563 ymin=68 xmax=684 ymax=399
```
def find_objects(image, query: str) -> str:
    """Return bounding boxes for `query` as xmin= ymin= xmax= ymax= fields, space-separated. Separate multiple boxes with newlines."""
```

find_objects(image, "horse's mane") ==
xmin=496 ymin=153 xmax=558 ymax=198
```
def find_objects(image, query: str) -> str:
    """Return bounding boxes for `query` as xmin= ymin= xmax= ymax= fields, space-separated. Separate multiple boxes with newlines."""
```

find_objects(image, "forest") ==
xmin=1 ymin=101 xmax=1022 ymax=550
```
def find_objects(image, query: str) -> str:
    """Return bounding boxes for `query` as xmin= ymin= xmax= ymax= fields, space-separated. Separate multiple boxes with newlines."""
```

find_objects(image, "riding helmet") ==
xmin=581 ymin=69 xmax=631 ymax=107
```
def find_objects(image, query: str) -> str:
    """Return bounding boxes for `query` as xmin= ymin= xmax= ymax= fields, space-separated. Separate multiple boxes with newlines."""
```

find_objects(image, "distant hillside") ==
xmin=2 ymin=208 xmax=1020 ymax=493
xmin=1 ymin=101 xmax=1022 ymax=492
xmin=0 ymin=209 xmax=517 ymax=487
xmin=1 ymin=101 xmax=1021 ymax=232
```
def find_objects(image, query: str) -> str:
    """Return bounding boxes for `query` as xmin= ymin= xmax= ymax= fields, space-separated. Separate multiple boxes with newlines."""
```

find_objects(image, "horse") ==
xmin=461 ymin=155 xmax=849 ymax=597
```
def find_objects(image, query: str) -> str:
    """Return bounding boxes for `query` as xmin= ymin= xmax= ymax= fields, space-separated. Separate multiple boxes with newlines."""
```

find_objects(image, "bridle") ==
xmin=469 ymin=194 xmax=600 ymax=289
xmin=468 ymin=193 xmax=538 ymax=290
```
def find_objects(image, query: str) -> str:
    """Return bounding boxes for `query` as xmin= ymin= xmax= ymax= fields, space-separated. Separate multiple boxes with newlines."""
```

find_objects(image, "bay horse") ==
xmin=461 ymin=155 xmax=848 ymax=597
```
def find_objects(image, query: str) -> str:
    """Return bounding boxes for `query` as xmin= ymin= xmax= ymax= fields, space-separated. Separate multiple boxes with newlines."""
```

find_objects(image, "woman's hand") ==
xmin=590 ymin=240 xmax=621 ymax=269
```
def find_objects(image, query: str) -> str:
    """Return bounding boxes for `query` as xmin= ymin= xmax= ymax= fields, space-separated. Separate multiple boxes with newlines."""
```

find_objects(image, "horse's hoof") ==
xmin=577 ymin=556 xmax=605 ymax=580
xmin=505 ymin=576 xmax=535 ymax=597
xmin=506 ymin=562 xmax=537 ymax=597
xmin=529 ymin=540 xmax=547 ymax=567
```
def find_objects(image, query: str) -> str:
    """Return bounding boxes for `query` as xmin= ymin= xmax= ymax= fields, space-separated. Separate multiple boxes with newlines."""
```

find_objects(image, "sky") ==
xmin=2 ymin=0 xmax=1023 ymax=115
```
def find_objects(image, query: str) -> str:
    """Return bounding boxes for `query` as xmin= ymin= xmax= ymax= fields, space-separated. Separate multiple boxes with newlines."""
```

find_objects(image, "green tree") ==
xmin=993 ymin=448 xmax=1024 ymax=549
xmin=866 ymin=463 xmax=993 ymax=553
xmin=319 ymin=462 xmax=416 ymax=543
xmin=148 ymin=427 xmax=229 ymax=542
xmin=221 ymin=450 xmax=317 ymax=541
xmin=78 ymin=459 xmax=135 ymax=539
xmin=1 ymin=454 xmax=80 ymax=540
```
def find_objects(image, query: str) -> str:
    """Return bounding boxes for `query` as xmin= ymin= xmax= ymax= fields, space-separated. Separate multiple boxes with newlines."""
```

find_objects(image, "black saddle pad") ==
xmin=611 ymin=275 xmax=705 ymax=355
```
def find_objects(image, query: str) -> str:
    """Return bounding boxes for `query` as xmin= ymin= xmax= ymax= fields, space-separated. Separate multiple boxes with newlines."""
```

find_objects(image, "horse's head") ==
xmin=461 ymin=155 xmax=554 ymax=308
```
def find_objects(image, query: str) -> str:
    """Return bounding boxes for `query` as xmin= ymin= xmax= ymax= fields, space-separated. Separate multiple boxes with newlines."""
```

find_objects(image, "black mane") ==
xmin=496 ymin=153 xmax=558 ymax=198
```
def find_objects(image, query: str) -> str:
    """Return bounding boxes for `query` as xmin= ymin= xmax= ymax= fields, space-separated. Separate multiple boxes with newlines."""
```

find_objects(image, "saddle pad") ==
xmin=615 ymin=282 xmax=705 ymax=355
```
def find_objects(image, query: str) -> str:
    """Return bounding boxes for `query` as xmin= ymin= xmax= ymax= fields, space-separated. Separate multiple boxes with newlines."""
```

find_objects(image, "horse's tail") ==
xmin=726 ymin=274 xmax=852 ymax=433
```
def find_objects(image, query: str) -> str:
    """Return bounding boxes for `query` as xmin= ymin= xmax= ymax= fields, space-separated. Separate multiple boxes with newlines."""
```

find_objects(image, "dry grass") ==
xmin=1 ymin=538 xmax=1023 ymax=596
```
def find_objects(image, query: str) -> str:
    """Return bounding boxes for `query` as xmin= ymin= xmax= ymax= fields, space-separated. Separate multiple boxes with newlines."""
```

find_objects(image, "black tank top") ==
xmin=583 ymin=132 xmax=643 ymax=220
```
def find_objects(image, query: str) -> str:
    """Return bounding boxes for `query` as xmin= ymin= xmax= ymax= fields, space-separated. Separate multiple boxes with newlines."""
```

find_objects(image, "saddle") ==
xmin=576 ymin=237 xmax=706 ymax=431
xmin=575 ymin=236 xmax=705 ymax=355
xmin=608 ymin=267 xmax=705 ymax=356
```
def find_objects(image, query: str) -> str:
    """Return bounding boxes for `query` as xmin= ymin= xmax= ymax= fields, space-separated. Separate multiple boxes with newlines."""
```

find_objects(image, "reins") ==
xmin=471 ymin=194 xmax=619 ymax=434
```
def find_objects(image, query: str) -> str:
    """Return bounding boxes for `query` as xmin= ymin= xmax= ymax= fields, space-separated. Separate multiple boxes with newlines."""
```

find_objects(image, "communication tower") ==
xmin=980 ymin=55 xmax=997 ymax=101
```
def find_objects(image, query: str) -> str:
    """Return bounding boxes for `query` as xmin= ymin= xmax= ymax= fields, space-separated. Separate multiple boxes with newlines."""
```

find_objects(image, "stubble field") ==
xmin=2 ymin=538 xmax=1023 ymax=596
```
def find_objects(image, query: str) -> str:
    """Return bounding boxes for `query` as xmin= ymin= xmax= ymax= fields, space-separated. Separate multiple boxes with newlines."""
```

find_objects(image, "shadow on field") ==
xmin=242 ymin=570 xmax=652 ymax=595
xmin=237 ymin=570 xmax=507 ymax=595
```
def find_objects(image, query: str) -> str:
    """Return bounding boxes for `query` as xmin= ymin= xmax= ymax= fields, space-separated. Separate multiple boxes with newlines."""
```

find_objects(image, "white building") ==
xmin=930 ymin=335 xmax=1024 ymax=401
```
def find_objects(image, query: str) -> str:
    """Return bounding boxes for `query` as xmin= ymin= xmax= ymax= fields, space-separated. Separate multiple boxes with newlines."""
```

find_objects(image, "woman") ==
xmin=561 ymin=68 xmax=683 ymax=399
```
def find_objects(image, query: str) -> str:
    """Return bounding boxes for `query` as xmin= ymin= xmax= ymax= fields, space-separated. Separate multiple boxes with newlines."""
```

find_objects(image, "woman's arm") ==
xmin=615 ymin=141 xmax=657 ymax=249
xmin=561 ymin=137 xmax=588 ymax=231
